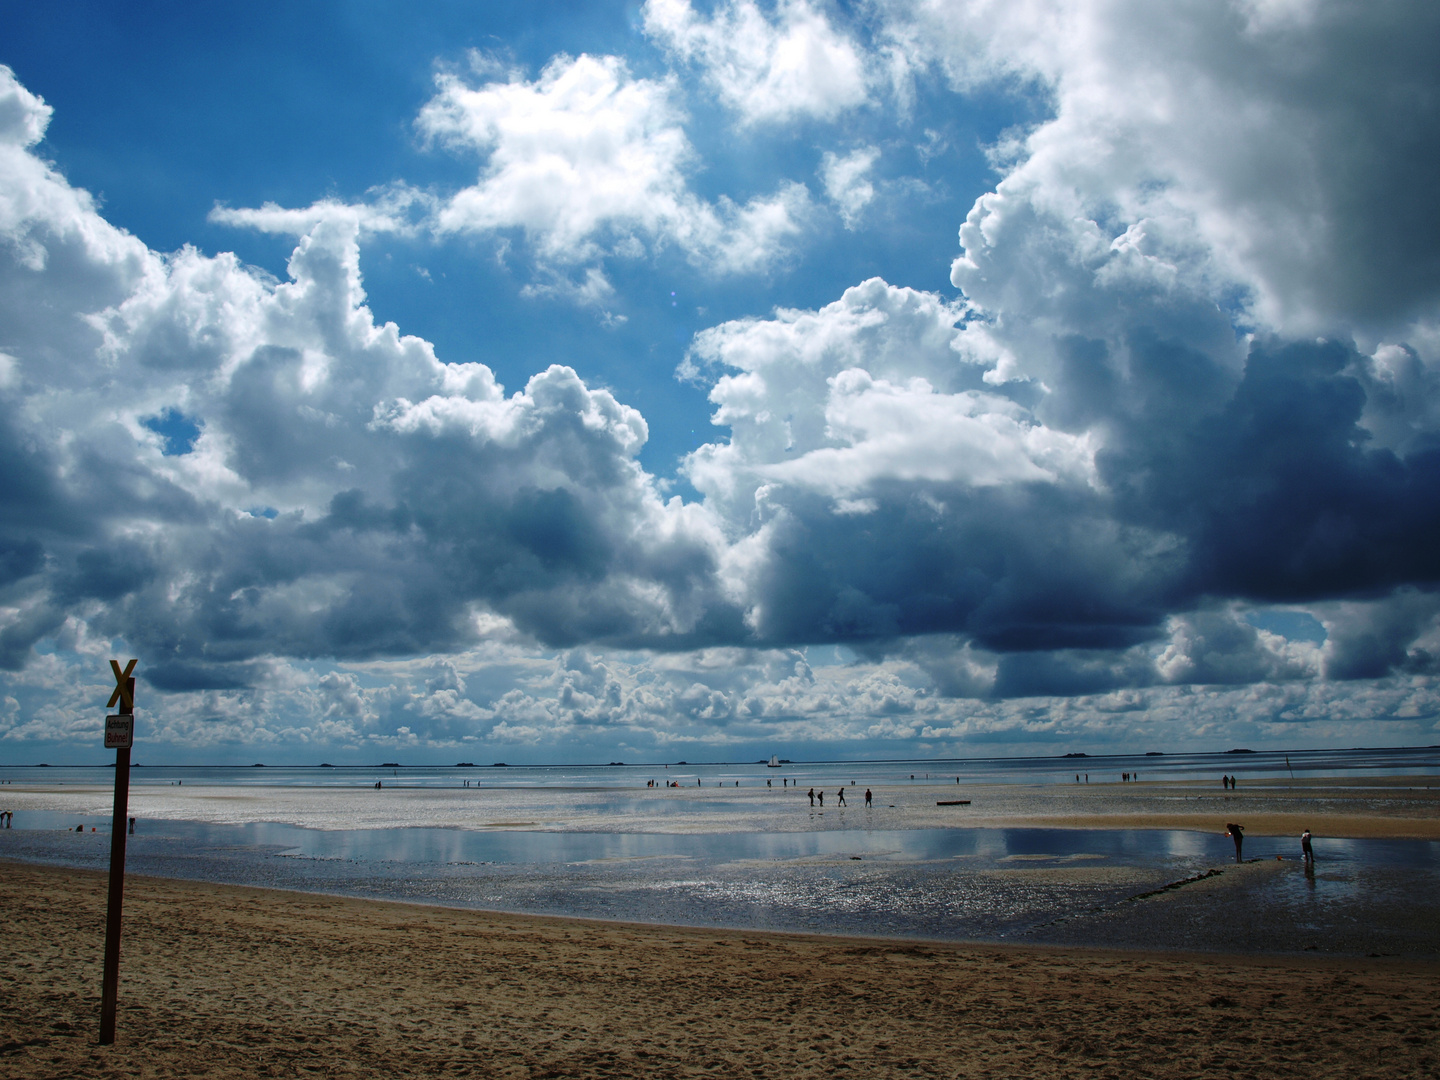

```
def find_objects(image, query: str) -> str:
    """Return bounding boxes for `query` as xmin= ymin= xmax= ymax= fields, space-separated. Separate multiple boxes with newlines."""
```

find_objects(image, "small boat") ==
xmin=767 ymin=755 xmax=781 ymax=767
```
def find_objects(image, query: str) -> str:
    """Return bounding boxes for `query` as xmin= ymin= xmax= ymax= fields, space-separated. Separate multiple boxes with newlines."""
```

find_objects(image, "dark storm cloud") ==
xmin=1110 ymin=337 xmax=1440 ymax=604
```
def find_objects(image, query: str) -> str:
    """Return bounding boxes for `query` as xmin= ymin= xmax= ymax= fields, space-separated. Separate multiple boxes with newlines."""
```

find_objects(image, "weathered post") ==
xmin=99 ymin=658 xmax=136 ymax=1046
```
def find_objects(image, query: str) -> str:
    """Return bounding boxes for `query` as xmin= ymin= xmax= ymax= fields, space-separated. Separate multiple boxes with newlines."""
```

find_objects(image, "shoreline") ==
xmin=5 ymin=861 xmax=1438 ymax=1079
xmin=3 ymin=774 xmax=1438 ymax=838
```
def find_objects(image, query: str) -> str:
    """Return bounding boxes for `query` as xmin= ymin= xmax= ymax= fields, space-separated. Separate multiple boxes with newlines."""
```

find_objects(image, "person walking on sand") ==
xmin=1226 ymin=823 xmax=1244 ymax=863
xmin=818 ymin=790 xmax=824 ymax=807
xmin=837 ymin=788 xmax=846 ymax=806
xmin=808 ymin=787 xmax=815 ymax=807
xmin=1301 ymin=828 xmax=1314 ymax=865
xmin=865 ymin=788 xmax=872 ymax=807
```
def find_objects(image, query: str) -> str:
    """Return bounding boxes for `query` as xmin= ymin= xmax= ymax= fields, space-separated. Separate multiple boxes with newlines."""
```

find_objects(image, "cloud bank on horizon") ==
xmin=2 ymin=0 xmax=1439 ymax=762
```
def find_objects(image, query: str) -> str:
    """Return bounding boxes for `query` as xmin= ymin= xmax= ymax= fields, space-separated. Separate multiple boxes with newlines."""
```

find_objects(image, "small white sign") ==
xmin=104 ymin=714 xmax=134 ymax=750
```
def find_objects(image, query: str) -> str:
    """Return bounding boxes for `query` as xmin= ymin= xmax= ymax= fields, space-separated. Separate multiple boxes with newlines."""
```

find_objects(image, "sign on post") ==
xmin=104 ymin=715 xmax=134 ymax=749
xmin=99 ymin=659 xmax=136 ymax=1047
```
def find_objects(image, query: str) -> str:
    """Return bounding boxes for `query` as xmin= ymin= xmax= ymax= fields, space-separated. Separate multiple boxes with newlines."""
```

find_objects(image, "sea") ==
xmin=3 ymin=746 xmax=1438 ymax=956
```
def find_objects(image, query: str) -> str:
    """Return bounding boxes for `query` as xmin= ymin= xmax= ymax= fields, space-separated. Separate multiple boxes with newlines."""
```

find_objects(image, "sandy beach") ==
xmin=3 ymin=861 xmax=1438 ymax=1080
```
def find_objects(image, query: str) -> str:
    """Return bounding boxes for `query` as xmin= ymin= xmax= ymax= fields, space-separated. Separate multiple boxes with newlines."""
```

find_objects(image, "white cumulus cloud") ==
xmin=418 ymin=52 xmax=812 ymax=273
xmin=643 ymin=0 xmax=871 ymax=125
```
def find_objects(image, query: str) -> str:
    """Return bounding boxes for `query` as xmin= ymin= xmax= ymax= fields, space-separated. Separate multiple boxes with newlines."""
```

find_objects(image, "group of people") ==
xmin=804 ymin=787 xmax=875 ymax=808
xmin=1221 ymin=774 xmax=1238 ymax=789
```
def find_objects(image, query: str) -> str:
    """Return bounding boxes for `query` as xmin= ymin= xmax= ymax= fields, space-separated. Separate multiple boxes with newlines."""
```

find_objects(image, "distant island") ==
xmin=455 ymin=762 xmax=475 ymax=767
xmin=1062 ymin=752 xmax=1088 ymax=758
xmin=380 ymin=762 xmax=400 ymax=767
xmin=675 ymin=760 xmax=688 ymax=765
xmin=252 ymin=763 xmax=265 ymax=767
xmin=1225 ymin=748 xmax=1255 ymax=754
xmin=607 ymin=761 xmax=625 ymax=766
xmin=1145 ymin=751 xmax=1165 ymax=756
xmin=491 ymin=762 xmax=508 ymax=767
xmin=319 ymin=763 xmax=334 ymax=767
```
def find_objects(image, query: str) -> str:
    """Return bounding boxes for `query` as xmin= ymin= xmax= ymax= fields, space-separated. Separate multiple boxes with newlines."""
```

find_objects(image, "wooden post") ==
xmin=99 ymin=661 xmax=136 ymax=1046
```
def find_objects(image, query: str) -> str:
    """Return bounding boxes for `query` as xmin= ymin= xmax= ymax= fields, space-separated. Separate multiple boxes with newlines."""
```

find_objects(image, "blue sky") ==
xmin=2 ymin=0 xmax=1439 ymax=765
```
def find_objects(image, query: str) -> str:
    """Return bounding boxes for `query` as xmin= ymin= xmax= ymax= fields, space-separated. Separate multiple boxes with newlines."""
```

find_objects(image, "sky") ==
xmin=1 ymin=0 xmax=1439 ymax=766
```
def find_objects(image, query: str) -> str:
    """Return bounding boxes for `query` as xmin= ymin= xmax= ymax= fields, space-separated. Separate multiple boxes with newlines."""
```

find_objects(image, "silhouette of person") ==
xmin=818 ymin=790 xmax=824 ymax=807
xmin=1226 ymin=822 xmax=1244 ymax=863
xmin=1301 ymin=828 xmax=1314 ymax=865
xmin=837 ymin=789 xmax=846 ymax=806
xmin=864 ymin=789 xmax=872 ymax=807
xmin=808 ymin=787 xmax=815 ymax=807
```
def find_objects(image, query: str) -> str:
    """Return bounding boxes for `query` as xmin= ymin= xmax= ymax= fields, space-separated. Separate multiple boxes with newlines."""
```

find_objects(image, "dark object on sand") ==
xmin=937 ymin=800 xmax=971 ymax=806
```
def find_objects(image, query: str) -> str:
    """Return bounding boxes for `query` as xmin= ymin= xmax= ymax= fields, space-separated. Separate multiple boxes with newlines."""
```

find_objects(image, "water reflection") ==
xmin=10 ymin=812 xmax=1438 ymax=871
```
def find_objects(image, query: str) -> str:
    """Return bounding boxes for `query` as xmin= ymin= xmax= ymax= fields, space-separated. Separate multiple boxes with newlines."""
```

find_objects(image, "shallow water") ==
xmin=5 ymin=813 xmax=1437 ymax=956
xmin=3 ymin=745 xmax=1437 ymax=956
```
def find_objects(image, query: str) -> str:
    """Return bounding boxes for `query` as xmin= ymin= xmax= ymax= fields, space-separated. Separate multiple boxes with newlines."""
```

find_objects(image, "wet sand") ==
xmin=3 ymin=861 xmax=1437 ymax=1080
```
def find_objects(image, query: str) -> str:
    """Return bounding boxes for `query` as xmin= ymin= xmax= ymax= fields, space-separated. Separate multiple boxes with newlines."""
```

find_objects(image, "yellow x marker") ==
xmin=108 ymin=659 xmax=137 ymax=710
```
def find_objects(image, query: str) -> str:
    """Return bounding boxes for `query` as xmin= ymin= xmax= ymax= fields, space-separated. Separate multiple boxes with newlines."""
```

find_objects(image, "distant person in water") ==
xmin=808 ymin=788 xmax=815 ymax=806
xmin=1226 ymin=823 xmax=1244 ymax=863
xmin=864 ymin=788 xmax=872 ymax=807
xmin=1301 ymin=828 xmax=1314 ymax=864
